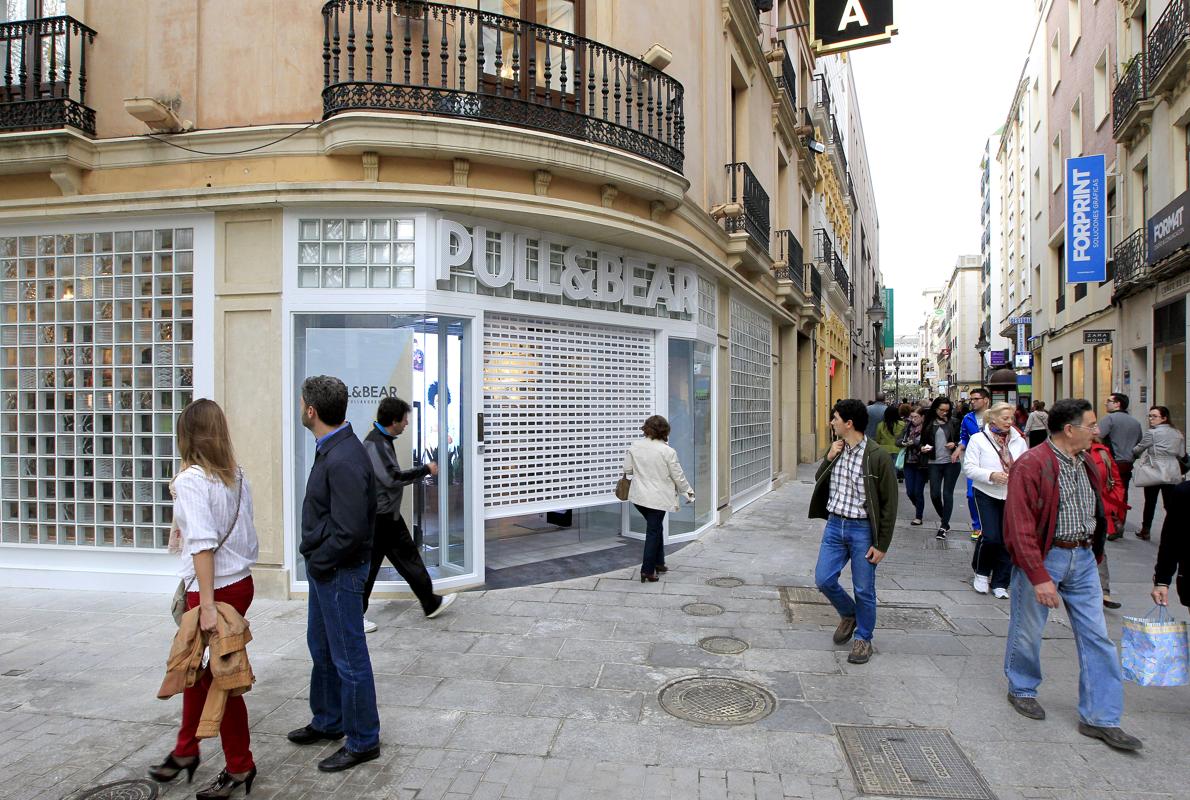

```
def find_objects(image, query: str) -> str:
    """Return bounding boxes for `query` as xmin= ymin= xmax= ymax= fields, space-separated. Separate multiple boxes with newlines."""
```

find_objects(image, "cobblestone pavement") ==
xmin=1 ymin=467 xmax=1186 ymax=800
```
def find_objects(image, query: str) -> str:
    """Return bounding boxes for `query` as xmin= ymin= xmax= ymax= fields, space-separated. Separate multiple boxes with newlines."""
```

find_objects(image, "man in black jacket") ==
xmin=361 ymin=396 xmax=456 ymax=630
xmin=288 ymin=375 xmax=381 ymax=773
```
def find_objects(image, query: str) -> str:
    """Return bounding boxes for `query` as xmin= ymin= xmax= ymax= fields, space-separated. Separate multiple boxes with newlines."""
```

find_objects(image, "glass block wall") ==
xmin=729 ymin=298 xmax=772 ymax=499
xmin=0 ymin=228 xmax=195 ymax=549
xmin=297 ymin=218 xmax=416 ymax=289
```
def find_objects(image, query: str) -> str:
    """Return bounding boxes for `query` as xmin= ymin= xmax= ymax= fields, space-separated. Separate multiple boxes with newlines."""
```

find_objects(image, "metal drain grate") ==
xmin=837 ymin=726 xmax=995 ymax=799
xmin=706 ymin=576 xmax=745 ymax=588
xmin=68 ymin=780 xmax=159 ymax=800
xmin=658 ymin=676 xmax=776 ymax=726
xmin=698 ymin=635 xmax=749 ymax=655
xmin=682 ymin=602 xmax=724 ymax=616
xmin=779 ymin=589 xmax=956 ymax=632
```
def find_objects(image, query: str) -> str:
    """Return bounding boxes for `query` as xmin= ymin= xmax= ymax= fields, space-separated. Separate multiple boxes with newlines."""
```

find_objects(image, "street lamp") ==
xmin=867 ymin=301 xmax=888 ymax=399
xmin=975 ymin=328 xmax=990 ymax=386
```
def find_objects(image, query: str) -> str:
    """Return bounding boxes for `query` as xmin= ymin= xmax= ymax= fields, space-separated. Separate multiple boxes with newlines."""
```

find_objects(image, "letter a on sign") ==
xmin=811 ymin=0 xmax=897 ymax=56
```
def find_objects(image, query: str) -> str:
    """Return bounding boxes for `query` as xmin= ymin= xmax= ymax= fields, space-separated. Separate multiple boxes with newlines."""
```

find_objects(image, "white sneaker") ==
xmin=362 ymin=618 xmax=378 ymax=634
xmin=427 ymin=593 xmax=457 ymax=619
xmin=972 ymin=575 xmax=990 ymax=595
xmin=993 ymin=588 xmax=1010 ymax=600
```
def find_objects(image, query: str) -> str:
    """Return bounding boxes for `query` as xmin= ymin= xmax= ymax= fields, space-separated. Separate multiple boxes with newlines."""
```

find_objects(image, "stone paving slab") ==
xmin=0 ymin=469 xmax=1186 ymax=799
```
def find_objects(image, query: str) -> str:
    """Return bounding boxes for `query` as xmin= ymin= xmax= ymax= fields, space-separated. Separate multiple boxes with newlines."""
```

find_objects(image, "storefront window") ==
xmin=1094 ymin=343 xmax=1113 ymax=406
xmin=1155 ymin=298 xmax=1187 ymax=429
xmin=296 ymin=217 xmax=416 ymax=289
xmin=668 ymin=339 xmax=713 ymax=535
xmin=1069 ymin=350 xmax=1085 ymax=399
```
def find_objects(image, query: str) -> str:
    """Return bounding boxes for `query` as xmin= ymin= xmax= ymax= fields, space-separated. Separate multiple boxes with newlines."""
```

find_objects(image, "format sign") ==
xmin=811 ymin=0 xmax=897 ymax=56
xmin=1065 ymin=154 xmax=1107 ymax=283
xmin=1147 ymin=189 xmax=1190 ymax=265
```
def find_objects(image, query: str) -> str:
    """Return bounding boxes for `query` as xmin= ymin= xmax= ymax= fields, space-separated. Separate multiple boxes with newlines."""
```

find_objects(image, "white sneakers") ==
xmin=972 ymin=574 xmax=990 ymax=595
xmin=993 ymin=588 xmax=1010 ymax=600
xmin=427 ymin=593 xmax=457 ymax=619
xmin=362 ymin=618 xmax=378 ymax=634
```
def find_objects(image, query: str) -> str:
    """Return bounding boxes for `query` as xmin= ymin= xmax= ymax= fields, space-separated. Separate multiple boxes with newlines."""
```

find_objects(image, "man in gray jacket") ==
xmin=360 ymin=396 xmax=455 ymax=631
xmin=1098 ymin=393 xmax=1143 ymax=501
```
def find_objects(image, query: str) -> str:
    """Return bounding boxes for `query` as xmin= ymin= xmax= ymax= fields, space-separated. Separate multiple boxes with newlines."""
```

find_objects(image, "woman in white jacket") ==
xmin=622 ymin=415 xmax=695 ymax=582
xmin=962 ymin=402 xmax=1028 ymax=598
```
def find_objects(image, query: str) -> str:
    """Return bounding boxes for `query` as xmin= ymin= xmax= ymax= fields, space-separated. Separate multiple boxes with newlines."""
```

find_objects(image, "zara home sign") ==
xmin=437 ymin=218 xmax=699 ymax=314
xmin=811 ymin=0 xmax=897 ymax=56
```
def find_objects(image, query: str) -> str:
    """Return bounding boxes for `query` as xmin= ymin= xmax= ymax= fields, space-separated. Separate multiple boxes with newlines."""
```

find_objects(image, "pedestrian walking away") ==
xmin=875 ymin=405 xmax=906 ymax=484
xmin=962 ymin=402 xmax=1027 ymax=599
xmin=808 ymin=399 xmax=898 ymax=665
xmin=1152 ymin=479 xmax=1190 ymax=610
xmin=1131 ymin=405 xmax=1187 ymax=540
xmin=953 ymin=387 xmax=990 ymax=540
xmin=920 ymin=396 xmax=962 ymax=538
xmin=1097 ymin=393 xmax=1142 ymax=510
xmin=1023 ymin=400 xmax=1049 ymax=449
xmin=292 ymin=375 xmax=382 ymax=773
xmin=149 ymin=399 xmax=261 ymax=799
xmin=361 ymin=396 xmax=456 ymax=631
xmin=1002 ymin=398 xmax=1142 ymax=751
xmin=897 ymin=406 xmax=929 ymax=525
xmin=622 ymin=415 xmax=695 ymax=582
xmin=1087 ymin=438 xmax=1127 ymax=608
xmin=865 ymin=392 xmax=888 ymax=439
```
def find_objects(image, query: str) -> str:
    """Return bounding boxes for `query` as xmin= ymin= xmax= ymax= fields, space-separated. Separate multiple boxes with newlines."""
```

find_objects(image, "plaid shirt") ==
xmin=826 ymin=438 xmax=868 ymax=519
xmin=1048 ymin=441 xmax=1096 ymax=542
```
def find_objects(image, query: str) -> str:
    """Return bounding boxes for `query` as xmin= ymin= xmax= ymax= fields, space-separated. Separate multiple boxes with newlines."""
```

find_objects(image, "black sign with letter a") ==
xmin=811 ymin=0 xmax=897 ymax=56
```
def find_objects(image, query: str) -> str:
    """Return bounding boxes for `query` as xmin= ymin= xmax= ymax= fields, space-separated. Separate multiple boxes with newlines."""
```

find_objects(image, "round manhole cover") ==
xmin=682 ymin=602 xmax=724 ymax=616
xmin=658 ymin=676 xmax=776 ymax=725
xmin=698 ymin=635 xmax=749 ymax=655
xmin=706 ymin=576 xmax=744 ymax=588
xmin=69 ymin=780 xmax=159 ymax=800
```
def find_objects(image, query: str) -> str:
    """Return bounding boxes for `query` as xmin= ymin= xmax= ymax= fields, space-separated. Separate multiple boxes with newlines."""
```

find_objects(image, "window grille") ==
xmin=729 ymin=299 xmax=771 ymax=499
xmin=297 ymin=217 xmax=415 ymax=289
xmin=0 ymin=227 xmax=195 ymax=548
xmin=482 ymin=314 xmax=655 ymax=514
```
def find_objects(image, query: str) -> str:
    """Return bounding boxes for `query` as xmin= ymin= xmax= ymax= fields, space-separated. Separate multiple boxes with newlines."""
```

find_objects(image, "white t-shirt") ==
xmin=172 ymin=465 xmax=259 ymax=589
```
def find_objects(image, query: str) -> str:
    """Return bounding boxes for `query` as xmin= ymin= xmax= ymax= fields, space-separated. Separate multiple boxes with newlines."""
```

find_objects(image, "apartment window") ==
xmin=1051 ymin=133 xmax=1062 ymax=192
xmin=1033 ymin=168 xmax=1042 ymax=217
xmin=1056 ymin=247 xmax=1066 ymax=313
xmin=1031 ymin=78 xmax=1041 ymax=130
xmin=1050 ymin=31 xmax=1061 ymax=93
xmin=1139 ymin=165 xmax=1150 ymax=226
xmin=1068 ymin=0 xmax=1081 ymax=51
xmin=1070 ymin=96 xmax=1083 ymax=157
xmin=1093 ymin=49 xmax=1109 ymax=127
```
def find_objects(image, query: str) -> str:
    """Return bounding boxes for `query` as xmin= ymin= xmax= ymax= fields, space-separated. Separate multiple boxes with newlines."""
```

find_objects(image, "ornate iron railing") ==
xmin=1113 ymin=228 xmax=1149 ymax=288
xmin=808 ymin=264 xmax=822 ymax=305
xmin=1148 ymin=0 xmax=1188 ymax=81
xmin=832 ymin=252 xmax=851 ymax=302
xmin=724 ymin=161 xmax=770 ymax=252
xmin=1113 ymin=53 xmax=1148 ymax=137
xmin=320 ymin=0 xmax=685 ymax=172
xmin=827 ymin=113 xmax=847 ymax=175
xmin=813 ymin=73 xmax=831 ymax=118
xmin=0 ymin=16 xmax=96 ymax=135
xmin=773 ymin=229 xmax=804 ymax=291
xmin=776 ymin=43 xmax=795 ymax=108
xmin=812 ymin=227 xmax=833 ymax=265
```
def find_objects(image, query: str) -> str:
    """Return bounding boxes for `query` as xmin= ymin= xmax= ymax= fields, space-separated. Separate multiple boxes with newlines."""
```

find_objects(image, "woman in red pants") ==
xmin=148 ymin=399 xmax=260 ymax=799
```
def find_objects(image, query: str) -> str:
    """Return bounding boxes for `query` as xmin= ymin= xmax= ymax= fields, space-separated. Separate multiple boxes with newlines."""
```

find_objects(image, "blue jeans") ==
xmin=966 ymin=480 xmax=981 ymax=530
xmin=307 ymin=561 xmax=381 ymax=752
xmin=904 ymin=467 xmax=927 ymax=520
xmin=1004 ymin=547 xmax=1124 ymax=727
xmin=634 ymin=504 xmax=666 ymax=575
xmin=814 ymin=515 xmax=878 ymax=641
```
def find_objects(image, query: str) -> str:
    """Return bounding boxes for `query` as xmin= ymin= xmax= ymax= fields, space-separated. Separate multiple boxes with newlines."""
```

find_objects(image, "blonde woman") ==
xmin=962 ymin=402 xmax=1028 ymax=598
xmin=149 ymin=399 xmax=259 ymax=799
xmin=623 ymin=415 xmax=694 ymax=582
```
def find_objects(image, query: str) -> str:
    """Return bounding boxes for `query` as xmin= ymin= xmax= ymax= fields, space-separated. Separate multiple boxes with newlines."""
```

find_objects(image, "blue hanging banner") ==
xmin=1065 ymin=154 xmax=1107 ymax=283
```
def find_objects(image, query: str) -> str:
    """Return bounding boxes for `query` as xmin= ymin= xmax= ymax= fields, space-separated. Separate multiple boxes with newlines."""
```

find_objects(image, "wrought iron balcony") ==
xmin=321 ymin=0 xmax=686 ymax=173
xmin=1148 ymin=0 xmax=1189 ymax=90
xmin=812 ymin=227 xmax=833 ymax=265
xmin=813 ymin=73 xmax=831 ymax=118
xmin=827 ymin=113 xmax=847 ymax=175
xmin=832 ymin=253 xmax=851 ymax=303
xmin=723 ymin=161 xmax=770 ymax=252
xmin=1112 ymin=228 xmax=1150 ymax=296
xmin=773 ymin=229 xmax=804 ymax=292
xmin=775 ymin=43 xmax=795 ymax=109
xmin=809 ymin=264 xmax=822 ymax=305
xmin=0 ymin=15 xmax=96 ymax=136
xmin=1113 ymin=53 xmax=1150 ymax=140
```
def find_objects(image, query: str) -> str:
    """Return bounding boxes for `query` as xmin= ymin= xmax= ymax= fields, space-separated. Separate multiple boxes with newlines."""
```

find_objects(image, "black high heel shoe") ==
xmin=195 ymin=766 xmax=257 ymax=799
xmin=147 ymin=753 xmax=199 ymax=784
xmin=640 ymin=572 xmax=659 ymax=582
xmin=655 ymin=565 xmax=669 ymax=573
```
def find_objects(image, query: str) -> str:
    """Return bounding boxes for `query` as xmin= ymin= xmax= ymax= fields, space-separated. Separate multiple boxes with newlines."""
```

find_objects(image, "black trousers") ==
xmin=971 ymin=490 xmax=1012 ymax=590
xmin=1141 ymin=484 xmax=1176 ymax=531
xmin=364 ymin=513 xmax=439 ymax=615
xmin=634 ymin=504 xmax=667 ymax=575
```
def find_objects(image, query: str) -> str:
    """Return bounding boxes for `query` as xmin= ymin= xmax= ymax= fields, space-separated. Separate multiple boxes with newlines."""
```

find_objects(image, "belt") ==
xmin=1051 ymin=538 xmax=1091 ymax=549
xmin=828 ymin=512 xmax=867 ymax=521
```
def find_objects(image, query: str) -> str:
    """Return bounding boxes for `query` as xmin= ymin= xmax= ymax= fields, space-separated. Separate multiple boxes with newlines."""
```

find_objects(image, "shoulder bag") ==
xmin=1131 ymin=449 xmax=1168 ymax=488
xmin=171 ymin=469 xmax=244 ymax=626
xmin=614 ymin=474 xmax=631 ymax=501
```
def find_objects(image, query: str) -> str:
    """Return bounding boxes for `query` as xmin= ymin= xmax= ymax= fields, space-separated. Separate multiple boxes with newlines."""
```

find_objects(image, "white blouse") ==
xmin=172 ymin=465 xmax=259 ymax=590
xmin=962 ymin=427 xmax=1029 ymax=501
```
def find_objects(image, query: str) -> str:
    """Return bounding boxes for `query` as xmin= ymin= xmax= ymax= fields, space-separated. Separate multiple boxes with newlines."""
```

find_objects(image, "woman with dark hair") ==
xmin=622 ymin=415 xmax=694 ymax=582
xmin=920 ymin=397 xmax=962 ymax=539
xmin=896 ymin=406 xmax=929 ymax=525
xmin=874 ymin=405 xmax=905 ymax=463
xmin=150 ymin=399 xmax=259 ymax=798
xmin=1023 ymin=400 xmax=1049 ymax=448
xmin=1132 ymin=405 xmax=1187 ymax=540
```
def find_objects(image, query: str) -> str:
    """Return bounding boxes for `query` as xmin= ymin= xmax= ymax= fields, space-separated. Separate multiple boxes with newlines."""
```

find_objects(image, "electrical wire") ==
xmin=142 ymin=120 xmax=320 ymax=156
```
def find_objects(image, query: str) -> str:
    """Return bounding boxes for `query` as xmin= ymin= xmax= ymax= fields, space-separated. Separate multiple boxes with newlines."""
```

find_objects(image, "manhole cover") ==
xmin=706 ymin=576 xmax=744 ymax=588
xmin=922 ymin=539 xmax=973 ymax=551
xmin=682 ymin=602 xmax=724 ymax=616
xmin=698 ymin=635 xmax=749 ymax=654
xmin=68 ymin=780 xmax=159 ymax=800
xmin=658 ymin=676 xmax=775 ymax=726
xmin=837 ymin=726 xmax=996 ymax=799
xmin=780 ymin=586 xmax=827 ymax=605
xmin=779 ymin=589 xmax=955 ymax=632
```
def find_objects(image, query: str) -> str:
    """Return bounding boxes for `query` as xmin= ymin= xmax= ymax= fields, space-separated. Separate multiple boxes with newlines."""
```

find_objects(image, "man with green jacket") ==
xmin=808 ymin=399 xmax=899 ymax=664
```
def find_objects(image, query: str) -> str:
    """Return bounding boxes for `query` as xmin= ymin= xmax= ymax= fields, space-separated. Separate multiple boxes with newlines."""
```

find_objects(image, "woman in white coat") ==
xmin=962 ymin=402 xmax=1028 ymax=598
xmin=622 ymin=415 xmax=695 ymax=582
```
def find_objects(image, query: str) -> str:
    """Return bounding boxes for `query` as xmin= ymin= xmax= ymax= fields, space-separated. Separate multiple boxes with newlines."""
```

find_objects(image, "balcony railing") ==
xmin=809 ymin=264 xmax=822 ymax=305
xmin=812 ymin=227 xmax=833 ymax=266
xmin=1113 ymin=228 xmax=1149 ymax=290
xmin=773 ymin=229 xmax=804 ymax=292
xmin=1112 ymin=53 xmax=1148 ymax=138
xmin=832 ymin=253 xmax=851 ymax=302
xmin=320 ymin=0 xmax=686 ymax=173
xmin=1148 ymin=0 xmax=1188 ymax=81
xmin=813 ymin=73 xmax=831 ymax=118
xmin=723 ymin=161 xmax=770 ymax=252
xmin=0 ymin=16 xmax=96 ymax=136
xmin=776 ymin=43 xmax=795 ymax=109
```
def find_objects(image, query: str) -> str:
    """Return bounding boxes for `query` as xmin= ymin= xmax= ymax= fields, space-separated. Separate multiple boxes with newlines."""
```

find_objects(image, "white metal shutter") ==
xmin=729 ymin=299 xmax=772 ymax=499
xmin=483 ymin=314 xmax=654 ymax=516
